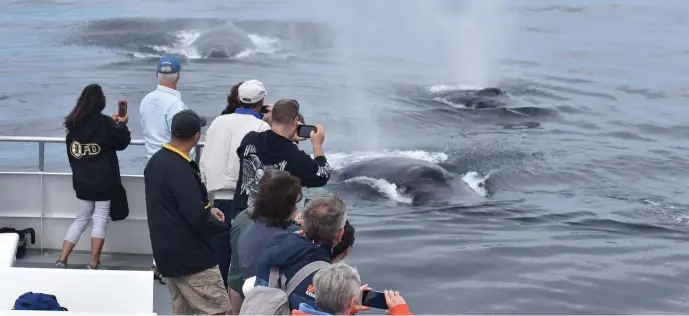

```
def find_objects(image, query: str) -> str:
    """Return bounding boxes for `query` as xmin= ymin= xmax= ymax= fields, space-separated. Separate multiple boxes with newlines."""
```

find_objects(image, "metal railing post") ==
xmin=38 ymin=142 xmax=45 ymax=172
xmin=195 ymin=144 xmax=202 ymax=164
xmin=38 ymin=141 xmax=45 ymax=252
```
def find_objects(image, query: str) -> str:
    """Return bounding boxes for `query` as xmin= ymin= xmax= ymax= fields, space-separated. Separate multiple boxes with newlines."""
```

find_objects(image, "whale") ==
xmin=436 ymin=87 xmax=509 ymax=109
xmin=338 ymin=157 xmax=476 ymax=204
xmin=191 ymin=23 xmax=256 ymax=58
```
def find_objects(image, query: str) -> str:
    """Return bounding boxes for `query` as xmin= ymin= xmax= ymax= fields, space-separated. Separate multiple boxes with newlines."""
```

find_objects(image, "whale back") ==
xmin=191 ymin=23 xmax=256 ymax=58
xmin=340 ymin=157 xmax=448 ymax=184
xmin=437 ymin=87 xmax=507 ymax=109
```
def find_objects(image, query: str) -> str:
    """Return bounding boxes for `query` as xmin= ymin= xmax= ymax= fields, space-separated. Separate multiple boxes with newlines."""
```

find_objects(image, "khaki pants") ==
xmin=166 ymin=266 xmax=231 ymax=315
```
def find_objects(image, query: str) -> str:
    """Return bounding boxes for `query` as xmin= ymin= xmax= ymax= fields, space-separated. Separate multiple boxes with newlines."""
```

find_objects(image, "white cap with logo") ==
xmin=238 ymin=80 xmax=266 ymax=104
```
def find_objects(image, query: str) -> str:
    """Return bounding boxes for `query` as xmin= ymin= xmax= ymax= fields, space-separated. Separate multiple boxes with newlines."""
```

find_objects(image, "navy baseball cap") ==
xmin=171 ymin=109 xmax=207 ymax=138
xmin=157 ymin=56 xmax=182 ymax=74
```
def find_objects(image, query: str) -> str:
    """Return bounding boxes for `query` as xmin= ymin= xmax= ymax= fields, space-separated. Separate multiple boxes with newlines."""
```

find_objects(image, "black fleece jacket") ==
xmin=66 ymin=113 xmax=130 ymax=201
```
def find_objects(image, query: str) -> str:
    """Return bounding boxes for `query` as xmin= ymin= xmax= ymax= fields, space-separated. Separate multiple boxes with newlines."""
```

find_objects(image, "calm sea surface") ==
xmin=2 ymin=0 xmax=689 ymax=313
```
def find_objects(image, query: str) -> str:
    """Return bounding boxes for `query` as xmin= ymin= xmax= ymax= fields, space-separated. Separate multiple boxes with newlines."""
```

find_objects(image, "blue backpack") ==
xmin=13 ymin=292 xmax=68 ymax=311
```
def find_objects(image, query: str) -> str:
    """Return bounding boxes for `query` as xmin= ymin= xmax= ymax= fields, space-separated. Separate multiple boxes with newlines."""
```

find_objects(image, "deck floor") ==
xmin=14 ymin=250 xmax=172 ymax=315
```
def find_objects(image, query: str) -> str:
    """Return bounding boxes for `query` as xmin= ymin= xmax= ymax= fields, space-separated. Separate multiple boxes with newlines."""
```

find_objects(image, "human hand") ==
xmin=210 ymin=208 xmax=225 ymax=222
xmin=294 ymin=213 xmax=304 ymax=226
xmin=294 ymin=230 xmax=306 ymax=237
xmin=291 ymin=122 xmax=306 ymax=143
xmin=352 ymin=284 xmax=371 ymax=312
xmin=310 ymin=124 xmax=325 ymax=146
xmin=112 ymin=114 xmax=128 ymax=125
xmin=384 ymin=290 xmax=406 ymax=312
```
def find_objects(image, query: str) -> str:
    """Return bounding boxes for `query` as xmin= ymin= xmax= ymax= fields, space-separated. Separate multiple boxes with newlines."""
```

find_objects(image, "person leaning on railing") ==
xmin=55 ymin=83 xmax=131 ymax=270
xmin=292 ymin=263 xmax=413 ymax=316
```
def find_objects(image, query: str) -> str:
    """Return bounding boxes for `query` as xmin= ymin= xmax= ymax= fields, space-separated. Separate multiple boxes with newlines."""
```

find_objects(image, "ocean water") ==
xmin=1 ymin=0 xmax=689 ymax=313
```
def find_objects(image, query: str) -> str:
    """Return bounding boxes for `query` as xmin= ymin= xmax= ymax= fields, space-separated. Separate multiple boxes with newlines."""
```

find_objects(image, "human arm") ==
xmin=293 ymin=123 xmax=329 ymax=187
xmin=294 ymin=151 xmax=331 ymax=187
xmin=106 ymin=115 xmax=131 ymax=151
xmin=168 ymin=169 xmax=228 ymax=236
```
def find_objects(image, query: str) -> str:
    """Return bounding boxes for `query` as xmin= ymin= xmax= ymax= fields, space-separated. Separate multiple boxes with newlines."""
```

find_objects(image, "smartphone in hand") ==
xmin=117 ymin=100 xmax=128 ymax=117
xmin=361 ymin=290 xmax=388 ymax=309
xmin=296 ymin=124 xmax=317 ymax=139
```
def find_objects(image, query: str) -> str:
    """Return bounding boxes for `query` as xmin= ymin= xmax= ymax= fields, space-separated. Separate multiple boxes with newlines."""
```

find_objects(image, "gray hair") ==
xmin=157 ymin=72 xmax=180 ymax=85
xmin=313 ymin=262 xmax=361 ymax=315
xmin=302 ymin=194 xmax=347 ymax=243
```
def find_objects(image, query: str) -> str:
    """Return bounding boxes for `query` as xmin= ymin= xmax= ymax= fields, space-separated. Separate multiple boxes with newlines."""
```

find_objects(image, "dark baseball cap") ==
xmin=171 ymin=109 xmax=207 ymax=138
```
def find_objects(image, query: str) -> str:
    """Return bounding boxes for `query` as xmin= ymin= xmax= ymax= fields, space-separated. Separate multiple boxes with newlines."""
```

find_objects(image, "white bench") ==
xmin=0 ymin=233 xmax=19 ymax=268
xmin=0 ymin=267 xmax=154 ymax=314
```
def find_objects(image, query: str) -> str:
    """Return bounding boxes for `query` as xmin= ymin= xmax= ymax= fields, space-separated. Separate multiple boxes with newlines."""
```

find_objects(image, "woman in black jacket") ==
xmin=54 ymin=84 xmax=131 ymax=270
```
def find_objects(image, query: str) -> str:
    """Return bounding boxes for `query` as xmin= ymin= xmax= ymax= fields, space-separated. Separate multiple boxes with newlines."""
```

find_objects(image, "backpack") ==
xmin=0 ymin=227 xmax=36 ymax=259
xmin=239 ymin=261 xmax=330 ymax=315
xmin=13 ymin=292 xmax=68 ymax=311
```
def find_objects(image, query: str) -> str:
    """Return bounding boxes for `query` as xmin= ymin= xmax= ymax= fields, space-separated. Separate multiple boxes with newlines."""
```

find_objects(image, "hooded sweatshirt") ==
xmin=66 ymin=113 xmax=131 ymax=201
xmin=254 ymin=232 xmax=333 ymax=310
xmin=232 ymin=130 xmax=331 ymax=215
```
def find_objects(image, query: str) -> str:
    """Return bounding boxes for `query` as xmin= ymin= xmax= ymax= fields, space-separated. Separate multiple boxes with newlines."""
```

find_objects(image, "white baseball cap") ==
xmin=238 ymin=80 xmax=266 ymax=104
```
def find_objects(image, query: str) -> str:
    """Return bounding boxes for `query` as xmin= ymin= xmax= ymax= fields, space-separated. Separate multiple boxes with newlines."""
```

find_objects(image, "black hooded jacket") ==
xmin=66 ymin=113 xmax=131 ymax=201
xmin=232 ymin=130 xmax=330 ymax=215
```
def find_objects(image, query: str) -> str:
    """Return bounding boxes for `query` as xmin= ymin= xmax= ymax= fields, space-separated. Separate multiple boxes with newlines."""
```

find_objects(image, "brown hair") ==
xmin=270 ymin=99 xmax=300 ymax=125
xmin=221 ymin=81 xmax=244 ymax=115
xmin=251 ymin=171 xmax=303 ymax=227
xmin=64 ymin=84 xmax=106 ymax=132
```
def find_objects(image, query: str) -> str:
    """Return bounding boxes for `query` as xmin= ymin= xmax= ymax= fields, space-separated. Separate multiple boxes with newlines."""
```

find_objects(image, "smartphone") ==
xmin=296 ymin=125 xmax=317 ymax=139
xmin=117 ymin=100 xmax=128 ymax=117
xmin=361 ymin=290 xmax=388 ymax=309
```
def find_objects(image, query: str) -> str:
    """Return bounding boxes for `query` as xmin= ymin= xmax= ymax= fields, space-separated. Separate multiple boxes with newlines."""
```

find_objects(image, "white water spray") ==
xmin=412 ymin=0 xmax=514 ymax=87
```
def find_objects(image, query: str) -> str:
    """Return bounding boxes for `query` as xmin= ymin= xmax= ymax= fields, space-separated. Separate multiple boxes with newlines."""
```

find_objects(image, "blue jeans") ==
xmin=212 ymin=199 xmax=234 ymax=288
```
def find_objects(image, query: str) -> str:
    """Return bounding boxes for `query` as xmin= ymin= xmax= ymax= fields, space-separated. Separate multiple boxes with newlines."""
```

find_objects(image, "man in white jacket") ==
xmin=199 ymin=79 xmax=270 ymax=289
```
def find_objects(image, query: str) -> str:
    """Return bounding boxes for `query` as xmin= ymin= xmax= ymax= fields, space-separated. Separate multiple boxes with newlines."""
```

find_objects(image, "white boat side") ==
xmin=0 ymin=136 xmax=206 ymax=255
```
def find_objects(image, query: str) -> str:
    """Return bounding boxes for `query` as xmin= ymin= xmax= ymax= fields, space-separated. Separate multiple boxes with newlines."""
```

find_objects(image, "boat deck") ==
xmin=14 ymin=250 xmax=172 ymax=315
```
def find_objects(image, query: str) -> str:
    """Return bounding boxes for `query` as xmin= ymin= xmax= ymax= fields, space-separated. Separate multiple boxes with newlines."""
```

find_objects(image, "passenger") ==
xmin=139 ymin=55 xmax=201 ymax=282
xmin=144 ymin=109 xmax=231 ymax=315
xmin=55 ymin=84 xmax=131 ymax=269
xmin=233 ymin=99 xmax=330 ymax=215
xmin=200 ymin=79 xmax=270 ymax=288
xmin=253 ymin=194 xmax=347 ymax=310
xmin=221 ymin=80 xmax=273 ymax=117
xmin=238 ymin=171 xmax=302 ymax=282
xmin=237 ymin=220 xmax=353 ymax=299
xmin=293 ymin=263 xmax=413 ymax=315
xmin=140 ymin=55 xmax=199 ymax=161
xmin=221 ymin=81 xmax=244 ymax=115
xmin=331 ymin=220 xmax=355 ymax=263
xmin=227 ymin=169 xmax=301 ymax=314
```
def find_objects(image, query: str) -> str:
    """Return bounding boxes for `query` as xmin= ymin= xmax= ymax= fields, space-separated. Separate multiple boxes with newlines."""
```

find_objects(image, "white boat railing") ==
xmin=0 ymin=136 xmax=206 ymax=171
xmin=0 ymin=136 xmax=205 ymax=255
